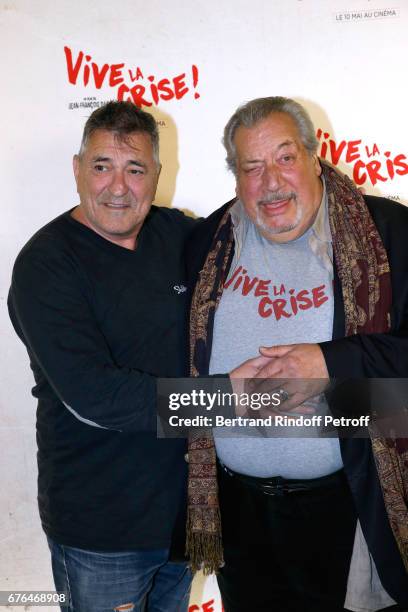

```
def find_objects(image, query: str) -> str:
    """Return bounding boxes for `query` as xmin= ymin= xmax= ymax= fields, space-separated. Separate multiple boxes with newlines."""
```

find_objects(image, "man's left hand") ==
xmin=257 ymin=343 xmax=329 ymax=379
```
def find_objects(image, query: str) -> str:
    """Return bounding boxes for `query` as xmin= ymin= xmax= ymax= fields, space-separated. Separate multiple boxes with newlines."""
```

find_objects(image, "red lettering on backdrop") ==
xmin=64 ymin=46 xmax=84 ymax=84
xmin=385 ymin=152 xmax=395 ymax=180
xmin=157 ymin=78 xmax=174 ymax=100
xmin=329 ymin=139 xmax=346 ymax=165
xmin=316 ymin=128 xmax=407 ymax=188
xmin=93 ymin=63 xmax=110 ymax=88
xmin=188 ymin=600 xmax=216 ymax=612
xmin=345 ymin=140 xmax=362 ymax=163
xmin=353 ymin=161 xmax=367 ymax=186
xmin=173 ymin=73 xmax=188 ymax=99
xmin=64 ymin=45 xmax=201 ymax=108
xmin=192 ymin=64 xmax=200 ymax=99
xmin=366 ymin=160 xmax=387 ymax=185
xmin=109 ymin=64 xmax=125 ymax=87
xmin=117 ymin=83 xmax=152 ymax=107
xmin=128 ymin=67 xmax=144 ymax=81
xmin=366 ymin=144 xmax=380 ymax=157
xmin=395 ymin=154 xmax=408 ymax=175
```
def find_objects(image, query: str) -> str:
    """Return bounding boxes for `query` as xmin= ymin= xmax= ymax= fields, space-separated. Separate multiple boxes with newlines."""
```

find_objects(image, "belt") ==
xmin=220 ymin=463 xmax=346 ymax=497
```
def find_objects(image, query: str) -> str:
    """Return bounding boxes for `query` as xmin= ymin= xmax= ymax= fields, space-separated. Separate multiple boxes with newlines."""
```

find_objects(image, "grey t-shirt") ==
xmin=209 ymin=209 xmax=343 ymax=479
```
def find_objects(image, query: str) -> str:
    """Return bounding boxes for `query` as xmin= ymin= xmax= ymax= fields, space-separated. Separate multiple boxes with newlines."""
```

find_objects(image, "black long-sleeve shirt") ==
xmin=8 ymin=206 xmax=196 ymax=550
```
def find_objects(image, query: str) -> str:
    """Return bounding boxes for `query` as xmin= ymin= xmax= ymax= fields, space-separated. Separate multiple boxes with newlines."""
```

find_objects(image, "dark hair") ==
xmin=223 ymin=96 xmax=319 ymax=174
xmin=78 ymin=101 xmax=160 ymax=165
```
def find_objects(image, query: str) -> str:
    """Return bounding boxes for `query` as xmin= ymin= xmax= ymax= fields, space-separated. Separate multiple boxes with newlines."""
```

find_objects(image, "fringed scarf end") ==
xmin=186 ymin=530 xmax=224 ymax=575
xmin=186 ymin=508 xmax=224 ymax=575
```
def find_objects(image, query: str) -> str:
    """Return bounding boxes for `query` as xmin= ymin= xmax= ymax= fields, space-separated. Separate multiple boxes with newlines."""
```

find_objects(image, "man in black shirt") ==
xmin=8 ymin=101 xmax=195 ymax=612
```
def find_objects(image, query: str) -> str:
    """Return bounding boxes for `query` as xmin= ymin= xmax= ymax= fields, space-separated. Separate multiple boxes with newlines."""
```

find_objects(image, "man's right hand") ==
xmin=229 ymin=355 xmax=316 ymax=418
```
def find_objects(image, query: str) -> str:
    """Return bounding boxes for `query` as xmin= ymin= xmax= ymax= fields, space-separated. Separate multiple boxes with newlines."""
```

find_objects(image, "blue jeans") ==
xmin=47 ymin=537 xmax=192 ymax=612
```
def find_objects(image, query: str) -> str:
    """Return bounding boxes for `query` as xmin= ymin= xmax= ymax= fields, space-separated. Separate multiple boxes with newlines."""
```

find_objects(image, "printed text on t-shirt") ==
xmin=223 ymin=266 xmax=329 ymax=320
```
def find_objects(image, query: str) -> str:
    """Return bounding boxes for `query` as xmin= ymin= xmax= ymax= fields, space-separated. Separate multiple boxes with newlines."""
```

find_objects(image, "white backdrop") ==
xmin=1 ymin=1 xmax=407 ymax=610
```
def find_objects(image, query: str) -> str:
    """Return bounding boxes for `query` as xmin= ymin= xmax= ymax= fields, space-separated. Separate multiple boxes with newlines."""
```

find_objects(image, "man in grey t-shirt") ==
xmin=186 ymin=97 xmax=408 ymax=612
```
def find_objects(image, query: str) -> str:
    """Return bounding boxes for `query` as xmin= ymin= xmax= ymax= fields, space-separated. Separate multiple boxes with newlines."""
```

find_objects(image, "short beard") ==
xmin=255 ymin=191 xmax=301 ymax=238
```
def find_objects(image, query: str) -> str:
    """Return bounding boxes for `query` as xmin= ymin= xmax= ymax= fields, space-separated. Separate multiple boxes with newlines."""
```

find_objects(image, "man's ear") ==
xmin=73 ymin=155 xmax=80 ymax=185
xmin=235 ymin=178 xmax=241 ymax=199
xmin=152 ymin=164 xmax=162 ymax=202
xmin=313 ymin=154 xmax=322 ymax=177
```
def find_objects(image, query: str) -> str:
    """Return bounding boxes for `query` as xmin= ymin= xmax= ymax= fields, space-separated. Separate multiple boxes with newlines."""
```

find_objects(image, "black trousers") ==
xmin=217 ymin=463 xmax=359 ymax=612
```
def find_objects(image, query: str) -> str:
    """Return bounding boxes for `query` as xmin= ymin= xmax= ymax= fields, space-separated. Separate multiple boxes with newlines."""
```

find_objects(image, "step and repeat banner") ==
xmin=1 ymin=0 xmax=407 ymax=610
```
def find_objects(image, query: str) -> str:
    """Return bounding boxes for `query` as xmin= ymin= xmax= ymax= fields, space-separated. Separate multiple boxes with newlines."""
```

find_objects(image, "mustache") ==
xmin=258 ymin=191 xmax=296 ymax=205
xmin=97 ymin=193 xmax=134 ymax=206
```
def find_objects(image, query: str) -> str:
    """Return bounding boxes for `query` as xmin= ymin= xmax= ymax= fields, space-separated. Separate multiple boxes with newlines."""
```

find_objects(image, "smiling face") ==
xmin=72 ymin=129 xmax=160 ymax=250
xmin=234 ymin=112 xmax=323 ymax=242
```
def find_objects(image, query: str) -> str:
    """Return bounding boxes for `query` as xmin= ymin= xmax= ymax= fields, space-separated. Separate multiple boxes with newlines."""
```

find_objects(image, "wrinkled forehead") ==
xmin=83 ymin=128 xmax=153 ymax=153
xmin=235 ymin=113 xmax=302 ymax=148
xmin=78 ymin=131 xmax=157 ymax=170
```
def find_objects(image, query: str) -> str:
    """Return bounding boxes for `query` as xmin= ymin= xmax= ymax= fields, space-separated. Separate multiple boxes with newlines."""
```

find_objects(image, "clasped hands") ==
xmin=229 ymin=343 xmax=329 ymax=418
